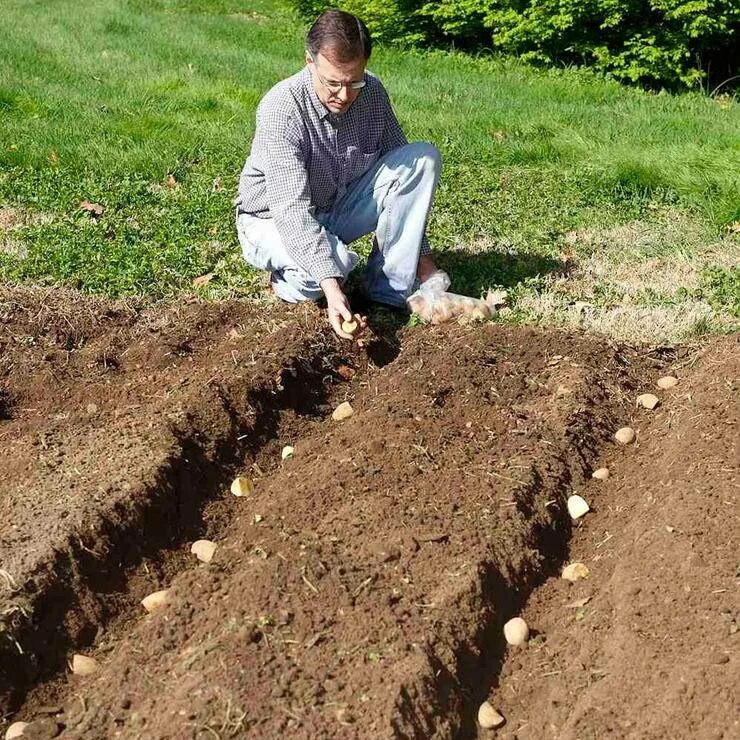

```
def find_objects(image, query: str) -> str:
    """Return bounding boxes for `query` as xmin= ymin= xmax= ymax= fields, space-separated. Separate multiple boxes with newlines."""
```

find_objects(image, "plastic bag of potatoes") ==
xmin=407 ymin=270 xmax=506 ymax=325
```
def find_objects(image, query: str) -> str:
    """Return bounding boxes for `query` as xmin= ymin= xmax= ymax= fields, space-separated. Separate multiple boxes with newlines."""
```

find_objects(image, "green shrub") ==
xmin=290 ymin=0 xmax=739 ymax=90
xmin=291 ymin=0 xmax=431 ymax=43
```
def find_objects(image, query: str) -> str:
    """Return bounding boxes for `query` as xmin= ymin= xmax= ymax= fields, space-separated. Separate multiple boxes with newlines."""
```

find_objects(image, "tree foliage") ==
xmin=289 ymin=0 xmax=739 ymax=90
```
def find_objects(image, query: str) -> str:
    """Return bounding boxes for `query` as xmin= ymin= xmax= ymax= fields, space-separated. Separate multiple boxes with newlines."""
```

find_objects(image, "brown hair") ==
xmin=306 ymin=9 xmax=372 ymax=62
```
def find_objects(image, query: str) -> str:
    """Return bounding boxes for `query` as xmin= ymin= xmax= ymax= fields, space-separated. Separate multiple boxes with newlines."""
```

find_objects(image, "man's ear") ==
xmin=305 ymin=50 xmax=312 ymax=67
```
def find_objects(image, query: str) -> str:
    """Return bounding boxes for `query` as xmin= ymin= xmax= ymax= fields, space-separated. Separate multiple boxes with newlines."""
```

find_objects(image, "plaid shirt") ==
xmin=235 ymin=66 xmax=431 ymax=283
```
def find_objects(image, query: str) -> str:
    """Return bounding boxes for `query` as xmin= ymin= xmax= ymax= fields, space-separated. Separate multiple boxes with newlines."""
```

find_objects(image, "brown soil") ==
xmin=0 ymin=286 xmax=736 ymax=739
xmin=487 ymin=334 xmax=739 ymax=740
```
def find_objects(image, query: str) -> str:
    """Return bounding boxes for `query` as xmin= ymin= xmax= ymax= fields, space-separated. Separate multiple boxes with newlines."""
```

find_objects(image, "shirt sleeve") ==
xmin=261 ymin=110 xmax=343 ymax=284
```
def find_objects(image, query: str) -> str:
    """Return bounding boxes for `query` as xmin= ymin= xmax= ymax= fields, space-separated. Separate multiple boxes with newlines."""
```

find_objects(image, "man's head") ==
xmin=305 ymin=9 xmax=372 ymax=116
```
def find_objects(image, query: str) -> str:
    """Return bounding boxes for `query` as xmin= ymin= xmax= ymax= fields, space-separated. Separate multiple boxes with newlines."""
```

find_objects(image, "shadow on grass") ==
xmin=436 ymin=247 xmax=566 ymax=297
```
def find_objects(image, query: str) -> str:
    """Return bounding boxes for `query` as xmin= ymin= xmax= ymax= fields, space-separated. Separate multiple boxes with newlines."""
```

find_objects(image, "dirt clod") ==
xmin=21 ymin=717 xmax=60 ymax=738
xmin=368 ymin=540 xmax=401 ymax=563
xmin=657 ymin=375 xmax=679 ymax=389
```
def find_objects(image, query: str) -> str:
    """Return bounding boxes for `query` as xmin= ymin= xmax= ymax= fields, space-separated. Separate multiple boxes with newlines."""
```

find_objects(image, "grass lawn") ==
xmin=1 ymin=0 xmax=738 ymax=342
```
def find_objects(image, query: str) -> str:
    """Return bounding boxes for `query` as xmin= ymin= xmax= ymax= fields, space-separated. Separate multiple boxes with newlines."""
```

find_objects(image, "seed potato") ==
xmin=477 ymin=702 xmax=505 ymax=729
xmin=71 ymin=654 xmax=99 ymax=676
xmin=614 ymin=427 xmax=636 ymax=444
xmin=567 ymin=494 xmax=590 ymax=519
xmin=503 ymin=617 xmax=529 ymax=645
xmin=141 ymin=589 xmax=170 ymax=612
xmin=230 ymin=476 xmax=253 ymax=497
xmin=562 ymin=562 xmax=590 ymax=582
xmin=5 ymin=722 xmax=28 ymax=740
xmin=332 ymin=401 xmax=354 ymax=421
xmin=191 ymin=540 xmax=217 ymax=563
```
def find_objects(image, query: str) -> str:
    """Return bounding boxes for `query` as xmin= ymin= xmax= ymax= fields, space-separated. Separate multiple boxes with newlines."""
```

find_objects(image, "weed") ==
xmin=701 ymin=265 xmax=740 ymax=318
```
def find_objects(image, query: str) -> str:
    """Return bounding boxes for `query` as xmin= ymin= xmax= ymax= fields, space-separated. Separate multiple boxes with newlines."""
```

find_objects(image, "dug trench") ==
xmin=479 ymin=334 xmax=738 ymax=740
xmin=0 ymin=286 xmax=364 ymax=718
xmin=1 ymin=285 xmax=700 ymax=738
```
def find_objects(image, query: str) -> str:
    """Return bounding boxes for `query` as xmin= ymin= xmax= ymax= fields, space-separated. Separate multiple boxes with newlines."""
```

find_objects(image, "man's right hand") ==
xmin=320 ymin=278 xmax=366 ymax=340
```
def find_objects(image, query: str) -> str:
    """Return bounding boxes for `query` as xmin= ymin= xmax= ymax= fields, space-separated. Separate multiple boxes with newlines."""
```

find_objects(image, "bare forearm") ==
xmin=320 ymin=277 xmax=343 ymax=298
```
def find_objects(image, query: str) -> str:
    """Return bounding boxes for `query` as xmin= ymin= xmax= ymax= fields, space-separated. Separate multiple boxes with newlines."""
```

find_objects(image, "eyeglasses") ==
xmin=309 ymin=56 xmax=366 ymax=94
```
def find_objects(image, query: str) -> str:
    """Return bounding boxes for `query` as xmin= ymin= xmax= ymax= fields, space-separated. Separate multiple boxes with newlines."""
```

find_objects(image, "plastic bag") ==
xmin=407 ymin=270 xmax=506 ymax=325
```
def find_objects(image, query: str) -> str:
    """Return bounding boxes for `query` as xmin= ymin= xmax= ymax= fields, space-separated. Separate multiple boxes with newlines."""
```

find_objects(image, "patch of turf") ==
xmin=0 ymin=0 xmax=738 ymax=342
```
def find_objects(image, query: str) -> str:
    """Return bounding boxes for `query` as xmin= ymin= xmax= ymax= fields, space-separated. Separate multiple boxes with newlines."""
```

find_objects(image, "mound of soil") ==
xmin=0 ymin=286 xmax=735 ymax=739
xmin=488 ymin=335 xmax=738 ymax=740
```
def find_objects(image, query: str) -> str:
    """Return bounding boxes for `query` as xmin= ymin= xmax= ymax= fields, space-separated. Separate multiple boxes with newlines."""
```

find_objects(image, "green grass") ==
xmin=1 ymin=0 xmax=738 ymax=341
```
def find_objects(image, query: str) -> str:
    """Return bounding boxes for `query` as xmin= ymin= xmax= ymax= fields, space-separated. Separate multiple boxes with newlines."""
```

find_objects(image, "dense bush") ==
xmin=289 ymin=0 xmax=739 ymax=90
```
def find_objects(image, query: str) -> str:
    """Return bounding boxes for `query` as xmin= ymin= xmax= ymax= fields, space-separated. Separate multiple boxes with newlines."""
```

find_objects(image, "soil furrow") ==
xmin=478 ymin=336 xmax=738 ymax=740
xmin=8 ymin=323 xmax=658 ymax=738
xmin=0 ymin=288 xmax=358 ymax=718
xmin=7 ymin=286 xmax=730 ymax=740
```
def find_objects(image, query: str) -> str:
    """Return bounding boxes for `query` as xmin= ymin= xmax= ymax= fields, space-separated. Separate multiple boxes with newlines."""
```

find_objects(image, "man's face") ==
xmin=306 ymin=48 xmax=367 ymax=116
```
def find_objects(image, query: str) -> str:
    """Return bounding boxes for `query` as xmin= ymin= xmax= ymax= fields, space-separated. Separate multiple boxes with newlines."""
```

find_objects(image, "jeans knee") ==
xmin=409 ymin=141 xmax=442 ymax=175
xmin=329 ymin=235 xmax=359 ymax=278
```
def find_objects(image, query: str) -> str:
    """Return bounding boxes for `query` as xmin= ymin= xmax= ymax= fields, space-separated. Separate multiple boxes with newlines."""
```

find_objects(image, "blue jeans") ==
xmin=236 ymin=141 xmax=441 ymax=307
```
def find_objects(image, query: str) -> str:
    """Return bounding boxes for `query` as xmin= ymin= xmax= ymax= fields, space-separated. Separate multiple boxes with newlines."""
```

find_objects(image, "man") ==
xmin=234 ymin=9 xmax=443 ymax=339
